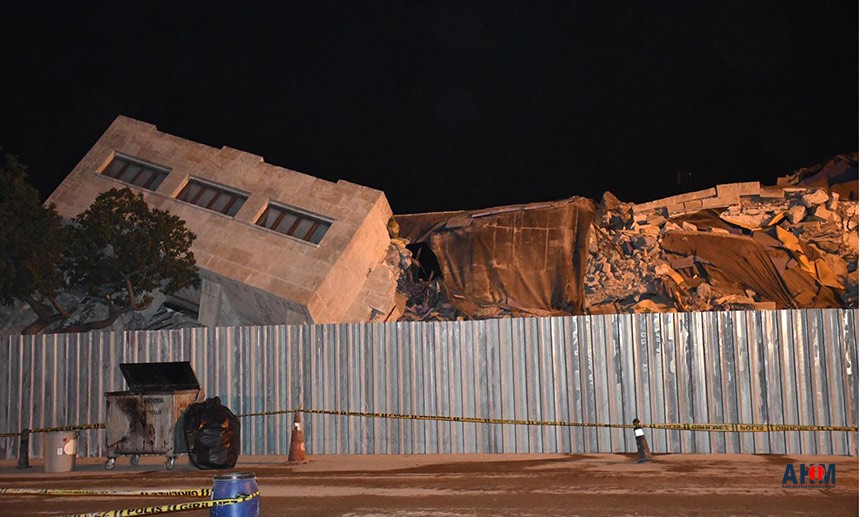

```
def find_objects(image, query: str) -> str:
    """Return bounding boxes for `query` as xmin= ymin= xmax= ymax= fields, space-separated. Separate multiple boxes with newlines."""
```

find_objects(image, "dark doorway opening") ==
xmin=406 ymin=242 xmax=443 ymax=281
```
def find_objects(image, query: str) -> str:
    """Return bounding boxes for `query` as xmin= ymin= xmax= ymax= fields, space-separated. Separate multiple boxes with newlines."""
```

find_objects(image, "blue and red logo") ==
xmin=781 ymin=463 xmax=836 ymax=488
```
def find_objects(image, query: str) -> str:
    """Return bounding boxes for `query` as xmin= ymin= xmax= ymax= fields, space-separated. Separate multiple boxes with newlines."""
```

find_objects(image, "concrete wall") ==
xmin=47 ymin=116 xmax=397 ymax=325
xmin=633 ymin=182 xmax=762 ymax=217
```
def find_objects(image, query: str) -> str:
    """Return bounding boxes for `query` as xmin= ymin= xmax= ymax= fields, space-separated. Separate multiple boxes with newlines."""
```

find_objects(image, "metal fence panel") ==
xmin=1 ymin=309 xmax=857 ymax=459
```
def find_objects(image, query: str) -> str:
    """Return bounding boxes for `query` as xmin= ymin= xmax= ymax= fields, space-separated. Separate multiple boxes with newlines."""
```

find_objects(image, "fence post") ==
xmin=16 ymin=429 xmax=31 ymax=469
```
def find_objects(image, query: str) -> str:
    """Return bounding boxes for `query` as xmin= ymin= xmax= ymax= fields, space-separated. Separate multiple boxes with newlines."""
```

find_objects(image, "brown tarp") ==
xmin=661 ymin=231 xmax=842 ymax=309
xmin=395 ymin=197 xmax=595 ymax=317
xmin=661 ymin=232 xmax=799 ymax=309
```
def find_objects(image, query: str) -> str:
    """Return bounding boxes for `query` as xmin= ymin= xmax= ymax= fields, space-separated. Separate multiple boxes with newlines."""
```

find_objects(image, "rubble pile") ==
xmin=394 ymin=153 xmax=858 ymax=319
xmin=584 ymin=153 xmax=858 ymax=314
xmin=387 ymin=225 xmax=462 ymax=322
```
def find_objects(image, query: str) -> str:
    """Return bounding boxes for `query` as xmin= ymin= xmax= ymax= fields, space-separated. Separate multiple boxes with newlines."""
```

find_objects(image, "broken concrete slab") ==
xmin=813 ymin=205 xmax=835 ymax=221
xmin=802 ymin=189 xmax=830 ymax=207
xmin=759 ymin=187 xmax=786 ymax=198
xmin=828 ymin=192 xmax=840 ymax=210
xmin=648 ymin=214 xmax=667 ymax=227
xmin=681 ymin=221 xmax=698 ymax=232
xmin=737 ymin=181 xmax=761 ymax=196
xmin=663 ymin=221 xmax=682 ymax=232
xmin=716 ymin=183 xmax=741 ymax=205
xmin=786 ymin=205 xmax=807 ymax=224
xmin=719 ymin=212 xmax=770 ymax=229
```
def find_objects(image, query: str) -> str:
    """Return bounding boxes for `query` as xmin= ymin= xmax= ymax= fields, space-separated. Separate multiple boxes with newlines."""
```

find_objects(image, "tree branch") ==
xmin=55 ymin=305 xmax=133 ymax=334
xmin=22 ymin=293 xmax=63 ymax=321
xmin=22 ymin=313 xmax=63 ymax=335
xmin=126 ymin=278 xmax=142 ymax=310
xmin=46 ymin=294 xmax=71 ymax=319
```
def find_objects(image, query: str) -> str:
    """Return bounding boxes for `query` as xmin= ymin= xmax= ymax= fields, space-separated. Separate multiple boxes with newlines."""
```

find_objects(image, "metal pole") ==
xmin=16 ymin=429 xmax=31 ymax=469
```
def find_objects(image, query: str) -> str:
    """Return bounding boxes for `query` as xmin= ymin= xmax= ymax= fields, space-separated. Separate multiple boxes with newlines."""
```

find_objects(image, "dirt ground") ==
xmin=0 ymin=453 xmax=857 ymax=516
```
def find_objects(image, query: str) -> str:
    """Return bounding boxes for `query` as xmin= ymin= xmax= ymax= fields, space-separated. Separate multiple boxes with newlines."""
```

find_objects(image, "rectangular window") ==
xmin=101 ymin=154 xmax=169 ymax=191
xmin=177 ymin=179 xmax=247 ymax=216
xmin=256 ymin=204 xmax=331 ymax=244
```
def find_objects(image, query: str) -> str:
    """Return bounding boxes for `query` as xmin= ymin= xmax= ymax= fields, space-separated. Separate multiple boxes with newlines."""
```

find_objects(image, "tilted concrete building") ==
xmin=47 ymin=116 xmax=402 ymax=327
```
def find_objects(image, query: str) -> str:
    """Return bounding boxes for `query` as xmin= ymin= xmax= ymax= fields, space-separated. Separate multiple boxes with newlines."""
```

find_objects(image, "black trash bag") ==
xmin=183 ymin=396 xmax=240 ymax=470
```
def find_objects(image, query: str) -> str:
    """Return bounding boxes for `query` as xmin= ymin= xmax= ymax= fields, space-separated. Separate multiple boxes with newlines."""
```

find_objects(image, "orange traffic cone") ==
xmin=288 ymin=411 xmax=308 ymax=464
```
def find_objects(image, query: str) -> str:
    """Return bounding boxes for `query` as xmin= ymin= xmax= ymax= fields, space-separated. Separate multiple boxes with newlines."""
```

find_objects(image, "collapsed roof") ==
xmin=396 ymin=197 xmax=594 ymax=319
xmin=392 ymin=153 xmax=858 ymax=320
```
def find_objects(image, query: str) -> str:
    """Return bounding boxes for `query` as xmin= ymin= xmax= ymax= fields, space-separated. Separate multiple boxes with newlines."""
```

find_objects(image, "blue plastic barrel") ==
xmin=211 ymin=472 xmax=260 ymax=517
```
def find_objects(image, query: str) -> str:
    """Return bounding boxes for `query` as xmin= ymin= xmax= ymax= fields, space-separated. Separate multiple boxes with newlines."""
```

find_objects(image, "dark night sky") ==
xmin=1 ymin=2 xmax=857 ymax=214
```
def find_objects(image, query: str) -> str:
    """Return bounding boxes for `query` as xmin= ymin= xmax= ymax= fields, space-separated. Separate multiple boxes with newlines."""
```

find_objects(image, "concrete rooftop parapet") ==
xmin=633 ymin=181 xmax=765 ymax=216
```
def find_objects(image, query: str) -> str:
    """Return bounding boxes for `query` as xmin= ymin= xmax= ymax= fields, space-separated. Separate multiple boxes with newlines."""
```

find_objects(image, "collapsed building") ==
xmin=41 ymin=116 xmax=403 ymax=328
xmin=1 ymin=116 xmax=855 ymax=334
xmin=393 ymin=154 xmax=858 ymax=320
xmin=394 ymin=197 xmax=594 ymax=319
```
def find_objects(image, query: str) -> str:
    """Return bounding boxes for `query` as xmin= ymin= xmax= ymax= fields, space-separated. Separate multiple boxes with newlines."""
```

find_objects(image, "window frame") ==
xmin=100 ymin=153 xmax=170 ymax=191
xmin=176 ymin=178 xmax=248 ymax=217
xmin=256 ymin=202 xmax=332 ymax=245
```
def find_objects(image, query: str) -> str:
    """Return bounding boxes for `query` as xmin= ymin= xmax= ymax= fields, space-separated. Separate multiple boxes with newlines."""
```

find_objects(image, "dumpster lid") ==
xmin=119 ymin=361 xmax=200 ymax=391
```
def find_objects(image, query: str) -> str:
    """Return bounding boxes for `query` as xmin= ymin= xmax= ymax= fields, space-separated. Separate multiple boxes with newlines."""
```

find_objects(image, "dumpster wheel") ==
xmin=165 ymin=457 xmax=176 ymax=470
xmin=130 ymin=454 xmax=140 ymax=466
xmin=105 ymin=457 xmax=116 ymax=470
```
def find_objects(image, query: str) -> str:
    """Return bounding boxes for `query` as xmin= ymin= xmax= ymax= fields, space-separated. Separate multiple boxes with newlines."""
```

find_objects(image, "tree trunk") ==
xmin=21 ymin=294 xmax=63 ymax=335
xmin=21 ymin=313 xmax=63 ymax=335
xmin=46 ymin=295 xmax=71 ymax=319
xmin=57 ymin=305 xmax=133 ymax=334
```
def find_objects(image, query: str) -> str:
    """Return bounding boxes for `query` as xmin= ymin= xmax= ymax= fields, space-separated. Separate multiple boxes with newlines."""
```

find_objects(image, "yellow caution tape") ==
xmin=30 ymin=423 xmax=106 ymax=434
xmin=57 ymin=491 xmax=258 ymax=517
xmin=2 ymin=409 xmax=855 ymax=441
xmin=295 ymin=408 xmax=858 ymax=433
xmin=645 ymin=422 xmax=858 ymax=433
xmin=0 ymin=423 xmax=107 ymax=437
xmin=0 ymin=488 xmax=211 ymax=497
xmin=300 ymin=408 xmax=633 ymax=428
xmin=237 ymin=408 xmax=299 ymax=418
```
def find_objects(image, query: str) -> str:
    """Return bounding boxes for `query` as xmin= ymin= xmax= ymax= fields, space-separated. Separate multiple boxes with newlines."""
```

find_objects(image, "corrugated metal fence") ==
xmin=1 ymin=309 xmax=857 ymax=459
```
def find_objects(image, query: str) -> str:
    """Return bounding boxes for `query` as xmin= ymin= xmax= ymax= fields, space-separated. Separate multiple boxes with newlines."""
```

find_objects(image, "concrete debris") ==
xmin=759 ymin=187 xmax=786 ymax=199
xmin=577 ymin=153 xmax=857 ymax=314
xmin=828 ymin=192 xmax=840 ymax=211
xmin=601 ymin=191 xmax=634 ymax=229
xmin=786 ymin=205 xmax=807 ymax=224
xmin=719 ymin=212 xmax=771 ymax=229
xmin=387 ymin=154 xmax=857 ymax=319
xmin=802 ymin=188 xmax=830 ymax=207
xmin=812 ymin=204 xmax=835 ymax=222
